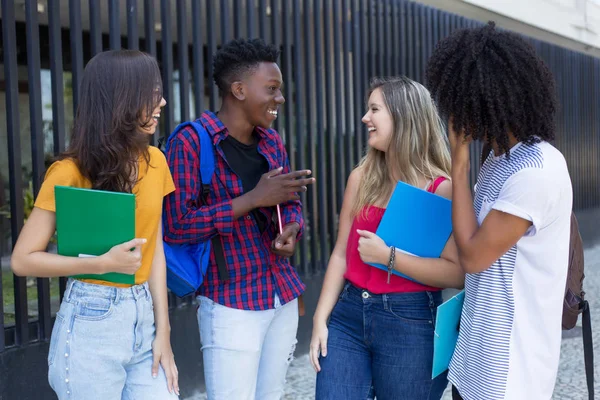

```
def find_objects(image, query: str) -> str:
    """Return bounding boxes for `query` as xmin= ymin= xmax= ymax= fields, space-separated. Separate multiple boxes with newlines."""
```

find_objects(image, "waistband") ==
xmin=64 ymin=278 xmax=151 ymax=303
xmin=344 ymin=281 xmax=442 ymax=304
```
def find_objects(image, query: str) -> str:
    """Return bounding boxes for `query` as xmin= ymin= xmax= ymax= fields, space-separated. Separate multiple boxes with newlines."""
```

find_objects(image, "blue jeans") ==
xmin=315 ymin=282 xmax=448 ymax=400
xmin=197 ymin=295 xmax=299 ymax=400
xmin=48 ymin=279 xmax=178 ymax=400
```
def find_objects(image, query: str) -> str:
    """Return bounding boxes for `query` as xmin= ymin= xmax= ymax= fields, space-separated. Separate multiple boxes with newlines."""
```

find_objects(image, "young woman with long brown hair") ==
xmin=11 ymin=50 xmax=179 ymax=400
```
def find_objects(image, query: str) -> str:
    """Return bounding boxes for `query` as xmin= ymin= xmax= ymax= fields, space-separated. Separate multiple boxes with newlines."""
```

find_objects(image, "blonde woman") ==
xmin=310 ymin=77 xmax=464 ymax=400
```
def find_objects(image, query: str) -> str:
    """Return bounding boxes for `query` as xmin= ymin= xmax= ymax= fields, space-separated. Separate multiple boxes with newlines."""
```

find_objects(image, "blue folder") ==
xmin=432 ymin=290 xmax=465 ymax=378
xmin=368 ymin=180 xmax=453 ymax=283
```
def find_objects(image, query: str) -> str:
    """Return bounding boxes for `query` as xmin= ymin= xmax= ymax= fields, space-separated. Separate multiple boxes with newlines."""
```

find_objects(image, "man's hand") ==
xmin=249 ymin=168 xmax=315 ymax=208
xmin=272 ymin=222 xmax=300 ymax=257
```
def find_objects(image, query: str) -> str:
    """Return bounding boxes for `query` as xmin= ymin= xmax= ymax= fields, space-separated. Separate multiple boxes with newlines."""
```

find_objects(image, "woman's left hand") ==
xmin=357 ymin=229 xmax=389 ymax=265
xmin=152 ymin=332 xmax=179 ymax=396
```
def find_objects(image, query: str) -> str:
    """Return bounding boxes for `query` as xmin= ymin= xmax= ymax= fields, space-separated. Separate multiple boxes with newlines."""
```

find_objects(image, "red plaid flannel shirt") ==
xmin=163 ymin=111 xmax=305 ymax=310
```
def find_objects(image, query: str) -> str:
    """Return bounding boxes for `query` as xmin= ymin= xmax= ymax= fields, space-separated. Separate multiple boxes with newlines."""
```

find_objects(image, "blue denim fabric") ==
xmin=315 ymin=282 xmax=448 ymax=400
xmin=48 ymin=279 xmax=178 ymax=400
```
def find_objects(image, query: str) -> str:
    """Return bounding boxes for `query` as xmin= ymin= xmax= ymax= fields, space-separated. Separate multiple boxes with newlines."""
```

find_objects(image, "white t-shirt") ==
xmin=448 ymin=141 xmax=573 ymax=400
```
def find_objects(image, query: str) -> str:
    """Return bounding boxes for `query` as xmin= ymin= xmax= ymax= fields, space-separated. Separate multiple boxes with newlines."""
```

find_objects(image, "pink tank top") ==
xmin=344 ymin=177 xmax=447 ymax=294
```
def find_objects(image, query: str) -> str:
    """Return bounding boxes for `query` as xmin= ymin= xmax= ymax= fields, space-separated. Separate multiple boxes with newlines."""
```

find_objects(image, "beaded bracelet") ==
xmin=387 ymin=246 xmax=396 ymax=284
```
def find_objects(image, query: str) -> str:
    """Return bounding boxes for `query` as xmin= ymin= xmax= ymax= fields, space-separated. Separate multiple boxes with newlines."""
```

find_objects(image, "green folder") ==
xmin=55 ymin=185 xmax=136 ymax=285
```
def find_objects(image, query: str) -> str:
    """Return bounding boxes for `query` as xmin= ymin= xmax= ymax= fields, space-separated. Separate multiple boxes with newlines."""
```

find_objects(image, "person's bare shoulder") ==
xmin=434 ymin=178 xmax=452 ymax=200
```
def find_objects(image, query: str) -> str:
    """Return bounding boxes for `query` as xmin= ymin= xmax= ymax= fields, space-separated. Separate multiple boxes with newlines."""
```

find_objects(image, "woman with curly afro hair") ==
xmin=426 ymin=21 xmax=573 ymax=400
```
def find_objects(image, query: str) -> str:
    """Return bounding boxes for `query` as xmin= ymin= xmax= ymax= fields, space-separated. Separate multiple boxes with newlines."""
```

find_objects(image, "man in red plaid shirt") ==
xmin=163 ymin=38 xmax=314 ymax=399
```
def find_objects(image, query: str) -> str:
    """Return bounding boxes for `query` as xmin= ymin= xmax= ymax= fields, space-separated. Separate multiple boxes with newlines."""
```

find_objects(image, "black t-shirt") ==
xmin=220 ymin=134 xmax=270 ymax=232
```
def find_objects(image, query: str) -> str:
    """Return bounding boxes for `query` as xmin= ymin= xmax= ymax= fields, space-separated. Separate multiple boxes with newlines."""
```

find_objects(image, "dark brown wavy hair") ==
xmin=60 ymin=50 xmax=163 ymax=193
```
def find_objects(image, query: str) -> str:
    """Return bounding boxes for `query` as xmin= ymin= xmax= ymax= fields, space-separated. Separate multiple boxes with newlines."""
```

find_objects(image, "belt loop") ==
xmin=144 ymin=282 xmax=151 ymax=301
xmin=63 ymin=279 xmax=75 ymax=302
xmin=426 ymin=291 xmax=435 ymax=309
xmin=382 ymin=294 xmax=389 ymax=311
xmin=113 ymin=287 xmax=120 ymax=305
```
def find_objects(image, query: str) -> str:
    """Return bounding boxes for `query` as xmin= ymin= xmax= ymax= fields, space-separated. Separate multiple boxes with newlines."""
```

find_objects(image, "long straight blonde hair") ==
xmin=352 ymin=76 xmax=451 ymax=217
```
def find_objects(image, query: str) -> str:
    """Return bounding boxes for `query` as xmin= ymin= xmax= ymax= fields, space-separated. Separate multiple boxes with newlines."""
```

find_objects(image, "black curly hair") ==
xmin=213 ymin=38 xmax=280 ymax=96
xmin=425 ymin=21 xmax=558 ymax=155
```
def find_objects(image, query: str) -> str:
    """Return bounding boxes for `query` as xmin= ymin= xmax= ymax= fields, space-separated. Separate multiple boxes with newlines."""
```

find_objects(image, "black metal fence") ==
xmin=0 ymin=0 xmax=599 ymax=361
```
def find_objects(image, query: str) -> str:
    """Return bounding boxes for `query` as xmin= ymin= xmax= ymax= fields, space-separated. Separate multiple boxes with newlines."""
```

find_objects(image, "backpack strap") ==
xmin=166 ymin=121 xmax=229 ymax=282
xmin=582 ymin=300 xmax=595 ymax=400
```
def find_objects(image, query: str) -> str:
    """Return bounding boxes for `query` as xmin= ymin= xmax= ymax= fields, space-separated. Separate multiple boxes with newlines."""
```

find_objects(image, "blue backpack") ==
xmin=161 ymin=121 xmax=228 ymax=297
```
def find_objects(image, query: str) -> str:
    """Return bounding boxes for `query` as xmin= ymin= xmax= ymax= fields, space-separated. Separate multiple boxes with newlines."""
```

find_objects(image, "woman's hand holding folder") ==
xmin=98 ymin=237 xmax=147 ymax=274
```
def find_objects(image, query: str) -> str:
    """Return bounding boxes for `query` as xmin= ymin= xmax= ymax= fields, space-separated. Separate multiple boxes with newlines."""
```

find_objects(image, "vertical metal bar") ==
xmin=271 ymin=0 xmax=281 ymax=48
xmin=368 ymin=0 xmax=376 ymax=79
xmin=426 ymin=6 xmax=434 ymax=70
xmin=314 ymin=0 xmax=328 ymax=269
xmin=596 ymin=58 xmax=600 ymax=205
xmin=127 ymin=0 xmax=139 ymax=50
xmin=303 ymin=0 xmax=318 ymax=272
xmin=48 ymin=1 xmax=67 ymax=299
xmin=281 ymin=0 xmax=293 ymax=154
xmin=49 ymin=0 xmax=66 ymax=155
xmin=353 ymin=0 xmax=364 ymax=165
xmin=406 ymin=2 xmax=414 ymax=79
xmin=207 ymin=0 xmax=218 ymax=111
xmin=271 ymin=0 xmax=281 ymax=133
xmin=333 ymin=0 xmax=345 ymax=209
xmin=443 ymin=9 xmax=451 ymax=39
xmin=221 ymin=0 xmax=231 ymax=44
xmin=343 ymin=0 xmax=353 ymax=178
xmin=419 ymin=4 xmax=427 ymax=82
xmin=3 ymin=0 xmax=27 ymax=346
xmin=234 ymin=0 xmax=243 ymax=38
xmin=259 ymin=0 xmax=268 ymax=39
xmin=247 ymin=0 xmax=256 ymax=37
xmin=323 ymin=0 xmax=337 ymax=251
xmin=384 ymin=0 xmax=392 ymax=76
xmin=144 ymin=0 xmax=157 ymax=145
xmin=26 ymin=1 xmax=45 ymax=194
xmin=413 ymin=3 xmax=422 ymax=82
xmin=293 ymin=0 xmax=308 ymax=275
xmin=360 ymin=0 xmax=368 ymax=165
xmin=400 ymin=0 xmax=408 ymax=76
xmin=26 ymin=0 xmax=52 ymax=341
xmin=90 ymin=0 xmax=103 ymax=55
xmin=192 ymin=0 xmax=205 ymax=116
xmin=69 ymin=0 xmax=84 ymax=113
xmin=178 ymin=0 xmax=190 ymax=123
xmin=376 ymin=0 xmax=384 ymax=75
xmin=392 ymin=0 xmax=399 ymax=76
xmin=144 ymin=0 xmax=157 ymax=57
xmin=161 ymin=0 xmax=175 ymax=134
xmin=109 ymin=0 xmax=121 ymax=50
